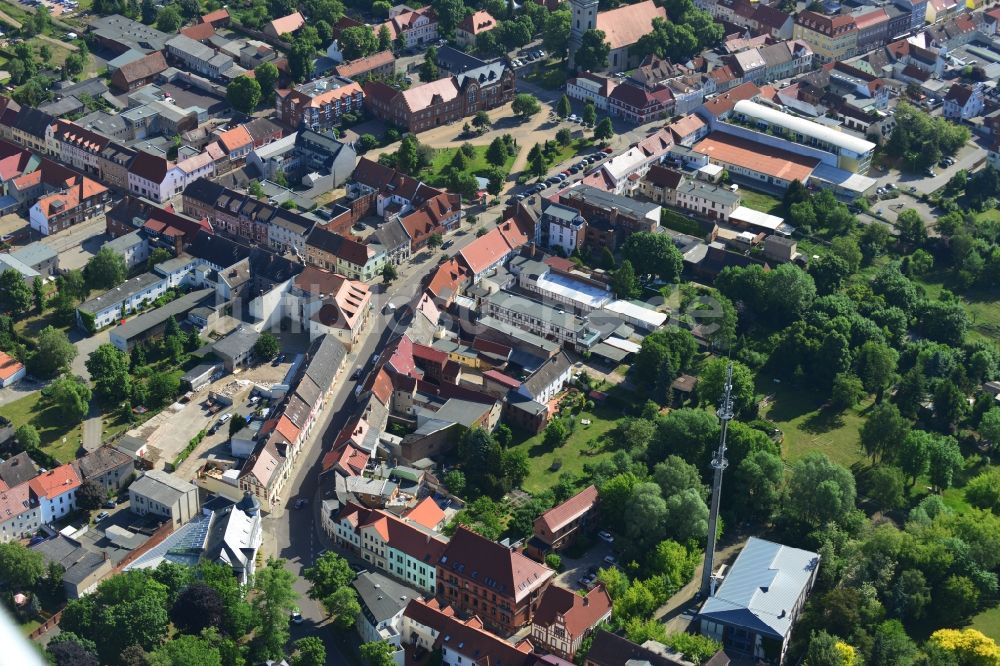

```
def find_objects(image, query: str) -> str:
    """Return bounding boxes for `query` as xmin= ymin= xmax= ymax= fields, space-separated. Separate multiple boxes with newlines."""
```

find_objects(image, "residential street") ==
xmin=263 ymin=225 xmax=484 ymax=664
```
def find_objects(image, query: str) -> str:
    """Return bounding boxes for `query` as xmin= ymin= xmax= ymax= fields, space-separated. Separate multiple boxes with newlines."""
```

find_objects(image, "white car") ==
xmin=598 ymin=531 xmax=614 ymax=543
xmin=603 ymin=555 xmax=617 ymax=566
xmin=291 ymin=609 xmax=303 ymax=624
xmin=568 ymin=114 xmax=580 ymax=123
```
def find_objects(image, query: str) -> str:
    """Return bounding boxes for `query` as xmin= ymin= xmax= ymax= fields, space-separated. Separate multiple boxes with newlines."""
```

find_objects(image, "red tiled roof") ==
xmin=533 ymin=584 xmax=613 ymax=641
xmin=483 ymin=369 xmax=521 ymax=389
xmin=459 ymin=10 xmax=496 ymax=35
xmin=945 ymin=82 xmax=974 ymax=105
xmin=200 ymin=8 xmax=230 ymax=24
xmin=440 ymin=526 xmax=554 ymax=602
xmin=459 ymin=226 xmax=512 ymax=275
xmin=334 ymin=50 xmax=395 ymax=79
xmin=403 ymin=598 xmax=535 ymax=664
xmin=596 ymin=0 xmax=668 ymax=51
xmin=217 ymin=125 xmax=253 ymax=154
xmin=537 ymin=485 xmax=598 ymax=533
xmin=426 ymin=258 xmax=469 ymax=301
xmin=114 ymin=51 xmax=168 ymax=86
xmin=180 ymin=22 xmax=215 ymax=40
xmin=0 ymin=351 xmax=23 ymax=381
xmin=28 ymin=464 xmax=81 ymax=499
xmin=267 ymin=11 xmax=305 ymax=36
xmin=405 ymin=496 xmax=446 ymax=530
xmin=700 ymin=82 xmax=760 ymax=118
xmin=130 ymin=151 xmax=171 ymax=183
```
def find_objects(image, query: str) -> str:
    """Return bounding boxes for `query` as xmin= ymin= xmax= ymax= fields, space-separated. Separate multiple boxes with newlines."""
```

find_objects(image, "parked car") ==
xmin=351 ymin=368 xmax=361 ymax=381
xmin=568 ymin=114 xmax=580 ymax=123
xmin=598 ymin=530 xmax=614 ymax=543
xmin=104 ymin=499 xmax=116 ymax=509
xmin=602 ymin=147 xmax=614 ymax=154
xmin=441 ymin=239 xmax=454 ymax=250
xmin=290 ymin=609 xmax=303 ymax=624
xmin=293 ymin=498 xmax=308 ymax=509
xmin=603 ymin=555 xmax=618 ymax=566
xmin=95 ymin=511 xmax=110 ymax=522
xmin=578 ymin=573 xmax=597 ymax=588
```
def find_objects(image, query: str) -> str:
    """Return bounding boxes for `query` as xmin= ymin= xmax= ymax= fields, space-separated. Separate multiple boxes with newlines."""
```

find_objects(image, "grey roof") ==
xmin=213 ymin=326 xmax=260 ymax=361
xmin=455 ymin=60 xmax=509 ymax=89
xmin=114 ymin=434 xmax=147 ymax=456
xmin=676 ymin=181 xmax=741 ymax=207
xmin=167 ymin=34 xmax=217 ymax=63
xmin=302 ymin=334 xmax=346 ymax=391
xmin=698 ymin=536 xmax=820 ymax=640
xmin=522 ymin=351 xmax=573 ymax=399
xmin=78 ymin=272 xmax=165 ymax=315
xmin=431 ymin=398 xmax=493 ymax=428
xmin=31 ymin=535 xmax=109 ymax=586
xmin=0 ymin=254 xmax=39 ymax=279
xmin=353 ymin=570 xmax=422 ymax=624
xmin=110 ymin=289 xmax=215 ymax=343
xmin=89 ymin=14 xmax=169 ymax=53
xmin=57 ymin=77 xmax=110 ymax=99
xmin=39 ymin=96 xmax=84 ymax=118
xmin=562 ymin=185 xmax=661 ymax=220
xmin=130 ymin=469 xmax=197 ymax=506
xmin=485 ymin=290 xmax=586 ymax=334
xmin=73 ymin=446 xmax=132 ymax=480
xmin=105 ymin=230 xmax=146 ymax=255
xmin=10 ymin=241 xmax=56 ymax=269
xmin=436 ymin=46 xmax=488 ymax=74
xmin=374 ymin=217 xmax=411 ymax=251
xmin=543 ymin=201 xmax=585 ymax=224
xmin=0 ymin=452 xmax=39 ymax=487
xmin=76 ymin=110 xmax=128 ymax=139
xmin=107 ymin=49 xmax=147 ymax=71
xmin=476 ymin=315 xmax=559 ymax=354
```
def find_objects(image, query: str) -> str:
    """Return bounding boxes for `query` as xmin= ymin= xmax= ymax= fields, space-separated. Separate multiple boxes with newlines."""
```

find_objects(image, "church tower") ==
xmin=568 ymin=0 xmax=599 ymax=68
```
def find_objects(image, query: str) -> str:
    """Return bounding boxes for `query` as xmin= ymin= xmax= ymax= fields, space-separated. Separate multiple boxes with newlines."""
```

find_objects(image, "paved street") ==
xmin=263 ymin=223 xmax=485 ymax=663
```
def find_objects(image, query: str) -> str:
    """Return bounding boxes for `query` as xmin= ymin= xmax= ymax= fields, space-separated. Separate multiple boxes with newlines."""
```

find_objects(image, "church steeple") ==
xmin=568 ymin=0 xmax=599 ymax=68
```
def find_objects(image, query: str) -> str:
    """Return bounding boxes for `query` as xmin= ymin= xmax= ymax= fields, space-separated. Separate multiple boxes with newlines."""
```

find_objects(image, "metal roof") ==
xmin=733 ymin=100 xmax=876 ymax=154
xmin=698 ymin=536 xmax=820 ymax=640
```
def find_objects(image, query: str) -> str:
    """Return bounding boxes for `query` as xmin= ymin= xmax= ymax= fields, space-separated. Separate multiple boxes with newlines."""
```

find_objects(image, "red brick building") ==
xmin=526 ymin=485 xmax=599 ymax=559
xmin=436 ymin=526 xmax=554 ymax=635
xmin=363 ymin=61 xmax=514 ymax=133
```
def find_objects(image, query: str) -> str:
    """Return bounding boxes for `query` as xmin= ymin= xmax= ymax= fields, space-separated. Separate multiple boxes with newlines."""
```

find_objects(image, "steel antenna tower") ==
xmin=700 ymin=362 xmax=734 ymax=598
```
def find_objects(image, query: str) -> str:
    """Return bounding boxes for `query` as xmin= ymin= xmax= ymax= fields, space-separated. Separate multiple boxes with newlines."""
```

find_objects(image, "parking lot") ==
xmin=70 ymin=498 xmax=164 ymax=567
xmin=124 ymin=359 xmax=295 ymax=475
xmin=554 ymin=533 xmax=617 ymax=592
xmin=507 ymin=147 xmax=613 ymax=204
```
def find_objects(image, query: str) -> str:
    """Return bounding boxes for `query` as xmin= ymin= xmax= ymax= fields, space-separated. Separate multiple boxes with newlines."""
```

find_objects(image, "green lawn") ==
xmin=524 ymin=61 xmax=568 ymax=90
xmin=738 ymin=188 xmax=783 ymax=215
xmin=19 ymin=619 xmax=40 ymax=637
xmin=914 ymin=273 xmax=1000 ymax=344
xmin=545 ymin=138 xmax=593 ymax=169
xmin=418 ymin=144 xmax=515 ymax=187
xmin=971 ymin=606 xmax=1000 ymax=641
xmin=757 ymin=375 xmax=869 ymax=469
xmin=975 ymin=209 xmax=1000 ymax=224
xmin=0 ymin=391 xmax=83 ymax=463
xmin=509 ymin=405 xmax=619 ymax=494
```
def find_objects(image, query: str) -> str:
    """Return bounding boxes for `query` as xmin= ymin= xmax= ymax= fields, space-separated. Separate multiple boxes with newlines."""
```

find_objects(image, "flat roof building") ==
xmin=129 ymin=470 xmax=200 ymax=528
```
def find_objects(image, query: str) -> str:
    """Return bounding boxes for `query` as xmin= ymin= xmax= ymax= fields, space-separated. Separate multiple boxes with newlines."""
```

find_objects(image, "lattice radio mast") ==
xmin=700 ymin=362 xmax=733 ymax=598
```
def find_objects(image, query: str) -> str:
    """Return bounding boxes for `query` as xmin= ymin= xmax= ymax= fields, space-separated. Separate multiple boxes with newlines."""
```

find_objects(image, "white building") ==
xmin=29 ymin=465 xmax=81 ymax=525
xmin=76 ymin=272 xmax=169 ymax=331
xmin=129 ymin=470 xmax=201 ymax=528
xmin=353 ymin=569 xmax=419 ymax=653
xmin=566 ymin=72 xmax=617 ymax=111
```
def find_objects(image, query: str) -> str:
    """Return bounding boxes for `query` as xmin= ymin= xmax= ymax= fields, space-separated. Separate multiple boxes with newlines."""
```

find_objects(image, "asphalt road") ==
xmin=265 ymin=226 xmax=484 ymax=664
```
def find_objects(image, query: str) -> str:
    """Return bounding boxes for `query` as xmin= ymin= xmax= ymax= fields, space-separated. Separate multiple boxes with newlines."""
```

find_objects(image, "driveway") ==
xmin=70 ymin=329 xmax=110 ymax=381
xmin=869 ymin=139 xmax=986 ymax=195
xmin=554 ymin=536 xmax=616 ymax=591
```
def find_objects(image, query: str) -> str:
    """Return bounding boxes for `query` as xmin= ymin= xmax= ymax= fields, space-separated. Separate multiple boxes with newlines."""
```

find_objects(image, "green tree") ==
xmin=611 ymin=259 xmax=640 ymax=299
xmin=830 ymin=373 xmax=865 ymax=410
xmin=980 ymin=407 xmax=1000 ymax=445
xmin=47 ymin=634 xmax=99 ymax=666
xmin=556 ymin=127 xmax=572 ymax=146
xmin=582 ymin=102 xmax=597 ymax=127
xmin=541 ymin=9 xmax=571 ymax=57
xmin=77 ymin=479 xmax=106 ymax=510
xmin=254 ymin=61 xmax=279 ymax=100
xmin=420 ymin=45 xmax=439 ymax=81
xmin=574 ymin=29 xmax=610 ymax=71
xmin=543 ymin=419 xmax=570 ymax=449
xmin=292 ymin=637 xmax=326 ymax=666
xmin=251 ymin=559 xmax=298 ymax=661
xmin=594 ymin=117 xmax=614 ymax=142
xmin=831 ymin=236 xmax=862 ymax=272
xmin=512 ymin=93 xmax=541 ymax=118
xmin=620 ymin=231 xmax=683 ymax=283
xmin=444 ymin=469 xmax=466 ymax=496
xmin=866 ymin=465 xmax=905 ymax=511
xmin=170 ymin=582 xmax=225 ymax=634
xmin=662 ymin=633 xmax=723 ymax=664
xmin=321 ymin=586 xmax=361 ymax=628
xmin=731 ymin=449 xmax=783 ymax=521
xmin=155 ymin=4 xmax=182 ymax=31
xmin=86 ymin=344 xmax=132 ymax=403
xmin=897 ymin=430 xmax=932 ymax=486
xmin=0 ymin=541 xmax=45 ymax=588
xmin=227 ymin=76 xmax=262 ymax=114
xmin=472 ymin=110 xmax=491 ymax=131
xmin=557 ymin=94 xmax=572 ymax=118
xmin=149 ymin=633 xmax=221 ymax=666
xmin=146 ymin=247 xmax=172 ymax=273
xmin=252 ymin=332 xmax=280 ymax=361
xmin=32 ymin=276 xmax=45 ymax=312
xmin=663 ymin=487 xmax=709 ymax=543
xmin=147 ymin=371 xmax=180 ymax=406
xmin=0 ymin=269 xmax=32 ymax=315
xmin=15 ymin=424 xmax=40 ymax=451
xmin=303 ymin=551 xmax=354 ymax=602
xmin=289 ymin=36 xmax=316 ymax=82
xmin=938 ymin=575 xmax=980 ymax=625
xmin=928 ymin=434 xmax=963 ymax=490
xmin=855 ymin=341 xmax=898 ymax=402
xmin=29 ymin=325 xmax=77 ymax=377
xmin=84 ymin=247 xmax=127 ymax=291
xmin=360 ymin=641 xmax=396 ymax=666
xmin=427 ymin=233 xmax=443 ymax=250
xmin=378 ymin=24 xmax=393 ymax=51
xmin=805 ymin=631 xmax=850 ymax=666
xmin=896 ymin=208 xmax=926 ymax=247
xmin=527 ymin=143 xmax=546 ymax=178
xmin=395 ymin=135 xmax=421 ymax=174
xmin=339 ymin=26 xmax=379 ymax=60
xmin=382 ymin=263 xmax=398 ymax=284
xmin=697 ymin=358 xmax=755 ymax=418
xmin=860 ymin=402 xmax=910 ymax=462
xmin=764 ymin=263 xmax=816 ymax=326
xmin=783 ymin=453 xmax=856 ymax=527
xmin=46 ymin=375 xmax=91 ymax=421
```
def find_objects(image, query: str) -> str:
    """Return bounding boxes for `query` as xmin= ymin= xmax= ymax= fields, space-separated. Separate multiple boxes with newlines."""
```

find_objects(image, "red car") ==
xmin=602 ymin=147 xmax=613 ymax=154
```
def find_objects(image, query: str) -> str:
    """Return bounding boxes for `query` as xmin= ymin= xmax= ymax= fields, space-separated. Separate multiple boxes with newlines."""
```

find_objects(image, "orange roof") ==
xmin=12 ymin=170 xmax=41 ymax=189
xmin=459 ymin=10 xmax=496 ymax=35
xmin=700 ymin=81 xmax=760 ymax=118
xmin=302 ymin=81 xmax=364 ymax=108
xmin=400 ymin=78 xmax=460 ymax=113
xmin=28 ymin=464 xmax=81 ymax=500
xmin=459 ymin=226 xmax=512 ymax=275
xmin=497 ymin=217 xmax=529 ymax=249
xmin=693 ymin=132 xmax=818 ymax=183
xmin=596 ymin=0 xmax=667 ymax=51
xmin=268 ymin=11 xmax=305 ymax=36
xmin=534 ymin=584 xmax=612 ymax=641
xmin=180 ymin=22 xmax=215 ymax=40
xmin=426 ymin=258 xmax=469 ymax=301
xmin=0 ymin=351 xmax=23 ymax=381
xmin=275 ymin=414 xmax=301 ymax=443
xmin=200 ymin=7 xmax=230 ymax=23
xmin=33 ymin=177 xmax=108 ymax=219
xmin=217 ymin=125 xmax=253 ymax=154
xmin=405 ymin=496 xmax=446 ymax=530
xmin=537 ymin=485 xmax=598 ymax=533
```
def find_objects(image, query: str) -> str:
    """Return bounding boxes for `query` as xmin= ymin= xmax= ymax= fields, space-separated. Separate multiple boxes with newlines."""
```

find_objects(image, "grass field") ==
xmin=524 ymin=61 xmax=568 ymax=90
xmin=0 ymin=391 xmax=83 ymax=462
xmin=971 ymin=606 xmax=1000 ymax=641
xmin=418 ymin=145 xmax=516 ymax=187
xmin=738 ymin=188 xmax=783 ymax=215
xmin=757 ymin=375 xmax=869 ymax=469
xmin=915 ymin=273 xmax=1000 ymax=344
xmin=509 ymin=405 xmax=619 ymax=494
xmin=976 ymin=209 xmax=1000 ymax=224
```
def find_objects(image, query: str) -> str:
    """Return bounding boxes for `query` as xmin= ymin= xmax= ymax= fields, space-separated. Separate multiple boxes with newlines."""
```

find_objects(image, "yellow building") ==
xmin=793 ymin=11 xmax=858 ymax=63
